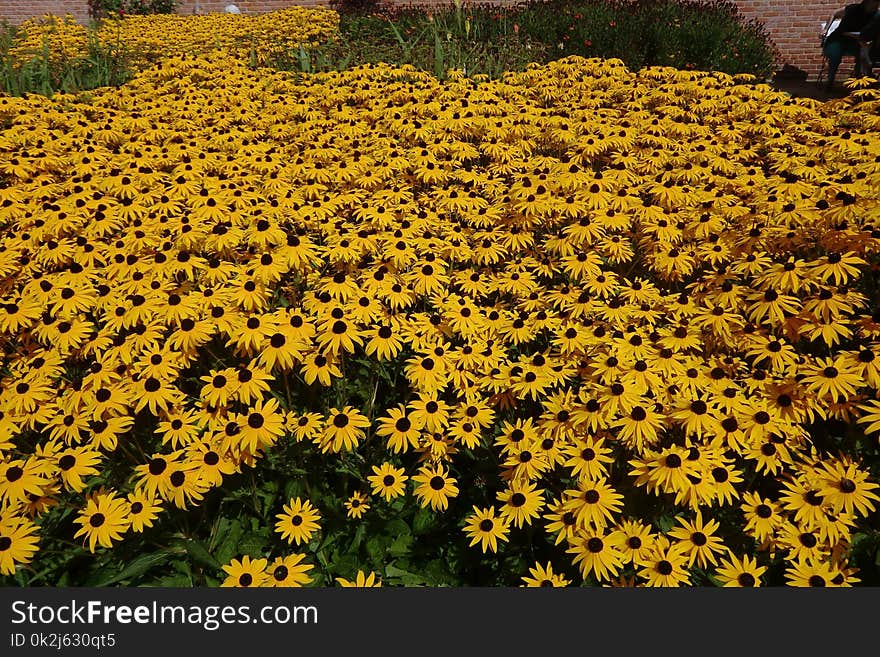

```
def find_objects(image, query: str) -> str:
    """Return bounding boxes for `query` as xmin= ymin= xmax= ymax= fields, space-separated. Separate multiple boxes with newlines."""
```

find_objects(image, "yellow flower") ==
xmin=337 ymin=570 xmax=381 ymax=587
xmin=367 ymin=463 xmax=408 ymax=502
xmin=275 ymin=497 xmax=321 ymax=546
xmin=73 ymin=490 xmax=130 ymax=553
xmin=221 ymin=555 xmax=269 ymax=588
xmin=521 ymin=561 xmax=570 ymax=587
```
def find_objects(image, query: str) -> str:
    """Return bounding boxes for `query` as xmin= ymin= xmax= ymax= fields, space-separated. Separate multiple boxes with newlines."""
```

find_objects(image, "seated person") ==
xmin=824 ymin=0 xmax=880 ymax=89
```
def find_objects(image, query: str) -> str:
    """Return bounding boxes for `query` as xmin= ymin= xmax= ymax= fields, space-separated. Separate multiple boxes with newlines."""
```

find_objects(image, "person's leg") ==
xmin=824 ymin=39 xmax=844 ymax=88
xmin=860 ymin=42 xmax=872 ymax=75
xmin=843 ymin=39 xmax=862 ymax=76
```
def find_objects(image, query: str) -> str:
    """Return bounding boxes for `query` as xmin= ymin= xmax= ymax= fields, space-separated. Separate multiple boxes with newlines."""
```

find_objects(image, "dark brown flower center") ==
xmin=737 ymin=573 xmax=756 ymax=587
xmin=587 ymin=537 xmax=604 ymax=553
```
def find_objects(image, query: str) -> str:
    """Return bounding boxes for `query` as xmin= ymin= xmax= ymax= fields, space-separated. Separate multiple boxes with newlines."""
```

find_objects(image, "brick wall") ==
xmin=0 ymin=1 xmax=90 ymax=25
xmin=735 ymin=0 xmax=842 ymax=76
xmin=0 ymin=0 xmax=856 ymax=76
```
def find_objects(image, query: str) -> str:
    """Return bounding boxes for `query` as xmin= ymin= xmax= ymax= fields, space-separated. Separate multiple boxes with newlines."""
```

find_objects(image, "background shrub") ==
xmin=374 ymin=0 xmax=778 ymax=78
xmin=88 ymin=0 xmax=180 ymax=20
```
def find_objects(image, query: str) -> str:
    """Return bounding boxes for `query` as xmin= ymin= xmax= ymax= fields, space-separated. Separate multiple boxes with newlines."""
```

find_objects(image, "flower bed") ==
xmin=1 ymin=8 xmax=338 ymax=94
xmin=1 ymin=54 xmax=880 ymax=586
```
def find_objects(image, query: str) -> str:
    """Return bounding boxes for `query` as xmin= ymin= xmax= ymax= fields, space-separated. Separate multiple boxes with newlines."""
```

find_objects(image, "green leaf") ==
xmin=385 ymin=563 xmax=426 ymax=586
xmin=423 ymin=559 xmax=454 ymax=586
xmin=329 ymin=552 xmax=359 ymax=577
xmin=655 ymin=515 xmax=675 ymax=533
xmin=215 ymin=519 xmax=244 ymax=565
xmin=412 ymin=507 xmax=436 ymax=535
xmin=389 ymin=532 xmax=413 ymax=558
xmin=387 ymin=517 xmax=411 ymax=537
xmin=283 ymin=479 xmax=303 ymax=501
xmin=366 ymin=536 xmax=387 ymax=563
xmin=237 ymin=534 xmax=269 ymax=557
xmin=350 ymin=523 xmax=368 ymax=552
xmin=155 ymin=574 xmax=193 ymax=587
xmin=94 ymin=551 xmax=170 ymax=587
xmin=181 ymin=539 xmax=221 ymax=570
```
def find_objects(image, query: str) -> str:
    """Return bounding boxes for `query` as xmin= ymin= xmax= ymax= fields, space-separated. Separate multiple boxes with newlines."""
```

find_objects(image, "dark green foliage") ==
xmin=0 ymin=22 xmax=132 ymax=97
xmin=88 ymin=0 xmax=181 ymax=20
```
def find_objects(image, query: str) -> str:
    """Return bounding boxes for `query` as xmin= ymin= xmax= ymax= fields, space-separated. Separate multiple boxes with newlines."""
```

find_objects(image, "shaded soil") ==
xmin=771 ymin=75 xmax=856 ymax=101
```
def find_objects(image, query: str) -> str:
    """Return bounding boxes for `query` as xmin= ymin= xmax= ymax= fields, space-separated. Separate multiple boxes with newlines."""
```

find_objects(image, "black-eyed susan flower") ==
xmin=275 ymin=497 xmax=321 ymax=546
xmin=0 ymin=511 xmax=39 ymax=575
xmin=300 ymin=350 xmax=342 ymax=387
xmin=779 ymin=475 xmax=831 ymax=528
xmin=364 ymin=323 xmax=405 ymax=361
xmin=783 ymin=558 xmax=840 ymax=588
xmin=231 ymin=364 xmax=274 ymax=406
xmin=408 ymin=395 xmax=450 ymax=434
xmin=221 ymin=555 xmax=268 ymax=588
xmin=568 ymin=528 xmax=626 ymax=583
xmin=319 ymin=406 xmax=370 ymax=454
xmin=639 ymin=537 xmax=691 ymax=587
xmin=73 ymin=490 xmax=130 ymax=553
xmin=161 ymin=463 xmax=209 ymax=510
xmin=777 ymin=522 xmax=829 ymax=564
xmin=668 ymin=511 xmax=727 ymax=568
xmin=0 ymin=458 xmax=47 ymax=508
xmin=156 ymin=408 xmax=201 ymax=449
xmin=521 ymin=561 xmax=570 ymax=587
xmin=126 ymin=491 xmax=161 ymax=533
xmin=376 ymin=405 xmax=422 ymax=454
xmin=801 ymin=356 xmax=862 ymax=401
xmin=268 ymin=553 xmax=313 ymax=587
xmin=344 ymin=491 xmax=370 ymax=520
xmin=463 ymin=506 xmax=510 ymax=553
xmin=815 ymin=458 xmax=880 ymax=517
xmin=562 ymin=478 xmax=624 ymax=530
xmin=3 ymin=46 xmax=880 ymax=590
xmin=133 ymin=452 xmax=182 ymax=501
xmin=367 ymin=462 xmax=408 ymax=502
xmin=497 ymin=479 xmax=544 ymax=528
xmin=199 ymin=368 xmax=238 ymax=408
xmin=288 ymin=411 xmax=324 ymax=443
xmin=55 ymin=446 xmax=101 ymax=493
xmin=715 ymin=553 xmax=767 ymax=587
xmin=238 ymin=398 xmax=285 ymax=454
xmin=336 ymin=569 xmax=381 ymax=587
xmin=412 ymin=464 xmax=458 ymax=512
xmin=187 ymin=439 xmax=237 ymax=487
xmin=543 ymin=498 xmax=579 ymax=546
xmin=608 ymin=518 xmax=656 ymax=565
